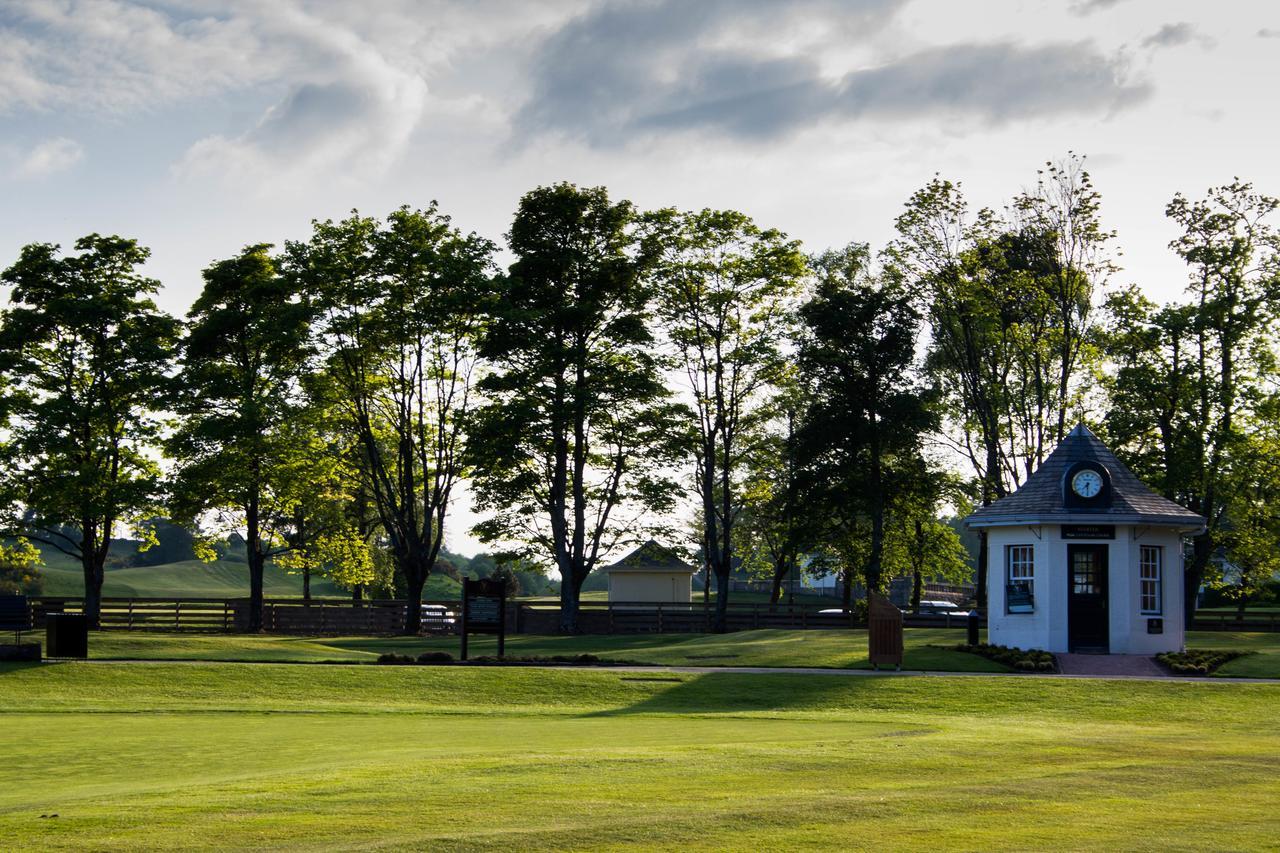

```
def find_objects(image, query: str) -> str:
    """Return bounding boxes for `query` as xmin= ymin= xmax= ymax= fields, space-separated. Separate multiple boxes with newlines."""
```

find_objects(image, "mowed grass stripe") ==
xmin=0 ymin=663 xmax=1275 ymax=851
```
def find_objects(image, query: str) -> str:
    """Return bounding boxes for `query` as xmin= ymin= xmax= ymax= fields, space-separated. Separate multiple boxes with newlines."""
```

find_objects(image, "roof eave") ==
xmin=963 ymin=514 xmax=1206 ymax=535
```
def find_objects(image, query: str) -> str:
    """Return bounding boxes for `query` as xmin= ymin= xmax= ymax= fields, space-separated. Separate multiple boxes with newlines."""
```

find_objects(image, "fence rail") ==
xmin=30 ymin=595 xmax=1272 ymax=635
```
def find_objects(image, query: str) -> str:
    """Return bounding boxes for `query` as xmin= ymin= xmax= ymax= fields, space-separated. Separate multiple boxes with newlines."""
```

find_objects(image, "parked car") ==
xmin=915 ymin=600 xmax=970 ymax=617
xmin=420 ymin=604 xmax=456 ymax=629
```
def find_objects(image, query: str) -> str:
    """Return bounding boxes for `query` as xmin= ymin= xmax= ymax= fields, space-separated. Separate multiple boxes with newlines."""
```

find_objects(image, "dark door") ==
xmin=1068 ymin=545 xmax=1109 ymax=652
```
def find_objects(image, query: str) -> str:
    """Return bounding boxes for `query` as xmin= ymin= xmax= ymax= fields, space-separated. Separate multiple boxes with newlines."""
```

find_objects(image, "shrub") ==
xmin=417 ymin=651 xmax=454 ymax=664
xmin=376 ymin=653 xmax=416 ymax=665
xmin=953 ymin=642 xmax=1057 ymax=673
xmin=1156 ymin=649 xmax=1247 ymax=675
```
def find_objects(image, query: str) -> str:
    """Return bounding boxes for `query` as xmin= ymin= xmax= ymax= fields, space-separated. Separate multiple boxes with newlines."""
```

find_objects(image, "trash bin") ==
xmin=967 ymin=609 xmax=981 ymax=646
xmin=868 ymin=592 xmax=904 ymax=671
xmin=47 ymin=613 xmax=88 ymax=658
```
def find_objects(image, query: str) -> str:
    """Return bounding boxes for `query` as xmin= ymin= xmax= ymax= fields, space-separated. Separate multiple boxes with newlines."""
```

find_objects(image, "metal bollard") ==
xmin=967 ymin=609 xmax=980 ymax=646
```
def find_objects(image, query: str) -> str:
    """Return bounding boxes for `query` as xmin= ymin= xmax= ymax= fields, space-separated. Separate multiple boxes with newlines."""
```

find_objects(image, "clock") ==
xmin=1071 ymin=469 xmax=1103 ymax=499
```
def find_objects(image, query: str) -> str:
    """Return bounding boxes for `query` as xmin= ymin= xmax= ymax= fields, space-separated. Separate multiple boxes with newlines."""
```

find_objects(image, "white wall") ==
xmin=607 ymin=572 xmax=692 ymax=603
xmin=985 ymin=524 xmax=1185 ymax=654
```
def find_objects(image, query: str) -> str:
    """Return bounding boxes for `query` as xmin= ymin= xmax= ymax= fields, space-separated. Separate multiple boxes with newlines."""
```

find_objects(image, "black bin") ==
xmin=47 ymin=613 xmax=89 ymax=658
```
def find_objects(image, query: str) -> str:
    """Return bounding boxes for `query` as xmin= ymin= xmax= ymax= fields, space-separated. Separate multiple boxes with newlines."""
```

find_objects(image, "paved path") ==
xmin=1056 ymin=653 xmax=1168 ymax=678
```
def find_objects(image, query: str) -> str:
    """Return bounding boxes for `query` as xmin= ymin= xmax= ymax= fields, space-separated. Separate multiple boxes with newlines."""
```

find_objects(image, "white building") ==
xmin=604 ymin=541 xmax=697 ymax=603
xmin=963 ymin=424 xmax=1205 ymax=654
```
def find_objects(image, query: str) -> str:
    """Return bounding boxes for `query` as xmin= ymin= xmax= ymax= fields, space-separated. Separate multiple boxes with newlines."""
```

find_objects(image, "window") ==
xmin=1140 ymin=546 xmax=1162 ymax=615
xmin=1006 ymin=545 xmax=1035 ymax=613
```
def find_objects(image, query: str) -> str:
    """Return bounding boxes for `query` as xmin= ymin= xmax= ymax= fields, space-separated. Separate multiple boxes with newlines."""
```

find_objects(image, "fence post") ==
xmin=175 ymin=601 xmax=181 ymax=630
xmin=657 ymin=602 xmax=664 ymax=633
xmin=128 ymin=599 xmax=134 ymax=630
xmin=608 ymin=603 xmax=614 ymax=634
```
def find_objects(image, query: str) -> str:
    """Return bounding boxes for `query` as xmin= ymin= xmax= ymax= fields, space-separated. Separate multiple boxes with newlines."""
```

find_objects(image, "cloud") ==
xmin=1142 ymin=22 xmax=1213 ymax=50
xmin=517 ymin=0 xmax=1149 ymax=147
xmin=9 ymin=137 xmax=84 ymax=179
xmin=1258 ymin=28 xmax=1280 ymax=39
xmin=1070 ymin=0 xmax=1128 ymax=15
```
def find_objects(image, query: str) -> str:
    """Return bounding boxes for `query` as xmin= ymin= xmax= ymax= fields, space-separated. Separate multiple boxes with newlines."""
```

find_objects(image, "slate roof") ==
xmin=603 ymin=540 xmax=698 ymax=573
xmin=964 ymin=424 xmax=1205 ymax=530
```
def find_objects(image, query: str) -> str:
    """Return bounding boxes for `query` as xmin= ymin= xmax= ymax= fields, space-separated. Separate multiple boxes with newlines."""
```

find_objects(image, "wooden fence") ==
xmin=1189 ymin=611 xmax=1280 ymax=632
xmin=28 ymin=597 xmax=466 ymax=635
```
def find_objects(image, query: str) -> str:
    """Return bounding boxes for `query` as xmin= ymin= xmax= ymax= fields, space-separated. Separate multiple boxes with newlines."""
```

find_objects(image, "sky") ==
xmin=2 ymin=0 xmax=1279 ymax=556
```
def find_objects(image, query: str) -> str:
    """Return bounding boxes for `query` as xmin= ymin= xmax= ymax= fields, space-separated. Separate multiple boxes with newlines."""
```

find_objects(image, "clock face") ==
xmin=1072 ymin=470 xmax=1103 ymax=499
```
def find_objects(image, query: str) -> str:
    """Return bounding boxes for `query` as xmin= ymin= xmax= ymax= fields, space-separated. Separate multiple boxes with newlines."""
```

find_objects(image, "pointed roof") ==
xmin=964 ymin=424 xmax=1205 ymax=530
xmin=602 ymin=540 xmax=698 ymax=574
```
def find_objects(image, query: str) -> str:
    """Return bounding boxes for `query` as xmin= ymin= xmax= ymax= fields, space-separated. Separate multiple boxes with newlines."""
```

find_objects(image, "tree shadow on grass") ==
xmin=582 ymin=670 xmax=914 ymax=718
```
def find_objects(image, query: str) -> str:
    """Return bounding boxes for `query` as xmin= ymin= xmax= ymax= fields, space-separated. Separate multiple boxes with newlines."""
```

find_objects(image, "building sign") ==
xmin=1006 ymin=584 xmax=1035 ymax=614
xmin=1061 ymin=524 xmax=1115 ymax=540
xmin=461 ymin=577 xmax=506 ymax=660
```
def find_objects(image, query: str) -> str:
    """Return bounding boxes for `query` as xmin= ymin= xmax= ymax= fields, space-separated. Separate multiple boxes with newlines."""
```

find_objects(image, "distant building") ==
xmin=964 ymin=424 xmax=1205 ymax=654
xmin=603 ymin=541 xmax=697 ymax=603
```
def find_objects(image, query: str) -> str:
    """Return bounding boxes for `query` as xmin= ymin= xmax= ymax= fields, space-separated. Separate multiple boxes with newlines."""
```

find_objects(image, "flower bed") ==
xmin=1156 ymin=649 xmax=1246 ymax=675
xmin=952 ymin=643 xmax=1056 ymax=672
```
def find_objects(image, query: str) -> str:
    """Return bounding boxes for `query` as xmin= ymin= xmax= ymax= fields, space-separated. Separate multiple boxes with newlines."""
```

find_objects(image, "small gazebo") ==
xmin=963 ymin=424 xmax=1205 ymax=654
xmin=603 ymin=541 xmax=697 ymax=603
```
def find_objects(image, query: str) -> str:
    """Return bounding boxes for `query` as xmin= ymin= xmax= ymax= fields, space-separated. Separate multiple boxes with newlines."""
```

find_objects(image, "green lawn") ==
xmin=1185 ymin=630 xmax=1280 ymax=678
xmin=73 ymin=628 xmax=1005 ymax=672
xmin=0 ymin=662 xmax=1276 ymax=850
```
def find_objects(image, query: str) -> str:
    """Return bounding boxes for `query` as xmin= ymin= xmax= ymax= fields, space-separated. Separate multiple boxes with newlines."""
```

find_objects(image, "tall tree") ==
xmin=738 ymin=401 xmax=811 ymax=606
xmin=286 ymin=205 xmax=494 ymax=634
xmin=0 ymin=235 xmax=178 ymax=628
xmin=1105 ymin=180 xmax=1280 ymax=620
xmin=469 ymin=183 xmax=682 ymax=632
xmin=646 ymin=208 xmax=806 ymax=630
xmin=794 ymin=243 xmax=936 ymax=604
xmin=892 ymin=156 xmax=1112 ymax=606
xmin=168 ymin=244 xmax=315 ymax=632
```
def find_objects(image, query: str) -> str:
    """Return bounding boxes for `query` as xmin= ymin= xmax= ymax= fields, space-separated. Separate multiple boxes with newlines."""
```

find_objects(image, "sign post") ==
xmin=461 ymin=577 xmax=506 ymax=661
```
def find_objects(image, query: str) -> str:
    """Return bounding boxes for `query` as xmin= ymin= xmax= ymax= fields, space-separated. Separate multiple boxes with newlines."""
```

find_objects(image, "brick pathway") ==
xmin=1056 ymin=653 xmax=1167 ymax=678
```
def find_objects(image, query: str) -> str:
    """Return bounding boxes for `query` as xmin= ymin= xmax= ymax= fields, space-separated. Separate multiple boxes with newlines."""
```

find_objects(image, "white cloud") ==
xmin=10 ymin=137 xmax=84 ymax=179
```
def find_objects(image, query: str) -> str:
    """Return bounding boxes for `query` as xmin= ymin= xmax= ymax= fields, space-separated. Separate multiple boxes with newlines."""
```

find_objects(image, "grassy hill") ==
xmin=36 ymin=560 xmax=347 ymax=599
xmin=35 ymin=558 xmax=465 ymax=600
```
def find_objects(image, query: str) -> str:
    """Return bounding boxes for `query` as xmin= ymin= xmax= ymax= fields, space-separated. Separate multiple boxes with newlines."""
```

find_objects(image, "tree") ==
xmin=794 ymin=243 xmax=936 ymax=605
xmin=737 ymin=402 xmax=810 ymax=606
xmin=881 ymin=465 xmax=973 ymax=613
xmin=892 ymin=156 xmax=1113 ymax=606
xmin=469 ymin=183 xmax=682 ymax=632
xmin=286 ymin=206 xmax=494 ymax=633
xmin=0 ymin=235 xmax=178 ymax=627
xmin=1104 ymin=180 xmax=1280 ymax=621
xmin=646 ymin=208 xmax=806 ymax=630
xmin=168 ymin=244 xmax=316 ymax=631
xmin=0 ymin=539 xmax=43 ymax=596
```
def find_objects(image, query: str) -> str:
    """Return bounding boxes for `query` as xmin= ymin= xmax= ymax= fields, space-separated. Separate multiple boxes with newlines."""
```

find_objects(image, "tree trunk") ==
xmin=81 ymin=554 xmax=104 ymax=631
xmin=303 ymin=566 xmax=311 ymax=602
xmin=911 ymin=569 xmax=923 ymax=615
xmin=352 ymin=584 xmax=364 ymax=603
xmin=402 ymin=557 xmax=428 ymax=635
xmin=769 ymin=562 xmax=785 ymax=607
xmin=559 ymin=573 xmax=582 ymax=633
xmin=841 ymin=568 xmax=853 ymax=612
xmin=1186 ymin=533 xmax=1211 ymax=624
xmin=247 ymin=548 xmax=265 ymax=633
xmin=713 ymin=567 xmax=730 ymax=633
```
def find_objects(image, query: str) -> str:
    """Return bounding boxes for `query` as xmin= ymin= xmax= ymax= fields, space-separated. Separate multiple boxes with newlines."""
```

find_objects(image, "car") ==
xmin=915 ymin=600 xmax=971 ymax=617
